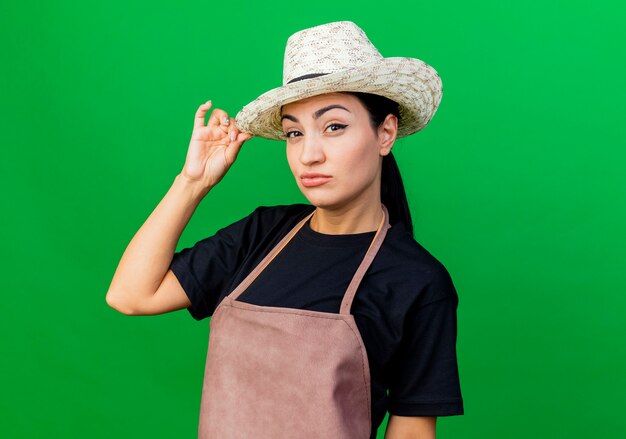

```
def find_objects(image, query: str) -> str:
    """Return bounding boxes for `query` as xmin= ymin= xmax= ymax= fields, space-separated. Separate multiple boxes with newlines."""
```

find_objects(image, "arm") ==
xmin=385 ymin=269 xmax=463 ymax=437
xmin=384 ymin=415 xmax=437 ymax=439
xmin=105 ymin=172 xmax=204 ymax=315
xmin=105 ymin=101 xmax=253 ymax=315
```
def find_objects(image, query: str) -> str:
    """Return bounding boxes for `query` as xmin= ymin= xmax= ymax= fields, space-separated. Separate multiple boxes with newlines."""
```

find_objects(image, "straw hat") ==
xmin=234 ymin=21 xmax=443 ymax=141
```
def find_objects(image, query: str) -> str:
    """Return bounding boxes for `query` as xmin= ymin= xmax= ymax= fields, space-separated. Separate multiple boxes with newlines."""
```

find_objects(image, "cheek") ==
xmin=336 ymin=138 xmax=380 ymax=174
xmin=286 ymin=145 xmax=299 ymax=175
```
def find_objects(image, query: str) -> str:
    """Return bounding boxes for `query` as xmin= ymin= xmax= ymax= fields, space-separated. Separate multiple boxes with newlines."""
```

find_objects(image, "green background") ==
xmin=2 ymin=0 xmax=625 ymax=437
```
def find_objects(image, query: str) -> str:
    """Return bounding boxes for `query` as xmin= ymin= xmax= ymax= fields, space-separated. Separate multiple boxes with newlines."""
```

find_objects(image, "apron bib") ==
xmin=198 ymin=205 xmax=390 ymax=438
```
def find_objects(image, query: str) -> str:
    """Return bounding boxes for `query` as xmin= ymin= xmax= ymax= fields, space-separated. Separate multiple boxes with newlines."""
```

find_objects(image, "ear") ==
xmin=377 ymin=114 xmax=398 ymax=157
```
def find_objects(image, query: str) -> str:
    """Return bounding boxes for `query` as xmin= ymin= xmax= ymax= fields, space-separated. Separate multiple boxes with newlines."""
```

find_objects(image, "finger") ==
xmin=238 ymin=132 xmax=254 ymax=142
xmin=224 ymin=131 xmax=254 ymax=163
xmin=207 ymin=108 xmax=230 ymax=128
xmin=194 ymin=100 xmax=213 ymax=128
xmin=224 ymin=134 xmax=246 ymax=164
xmin=219 ymin=113 xmax=232 ymax=133
xmin=227 ymin=129 xmax=237 ymax=144
xmin=227 ymin=123 xmax=241 ymax=143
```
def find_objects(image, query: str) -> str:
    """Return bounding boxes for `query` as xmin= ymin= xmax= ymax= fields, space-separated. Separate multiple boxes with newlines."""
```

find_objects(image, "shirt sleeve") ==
xmin=387 ymin=266 xmax=464 ymax=416
xmin=168 ymin=208 xmax=261 ymax=321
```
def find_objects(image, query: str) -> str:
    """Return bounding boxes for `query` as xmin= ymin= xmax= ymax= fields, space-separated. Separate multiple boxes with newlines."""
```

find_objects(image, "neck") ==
xmin=309 ymin=199 xmax=384 ymax=235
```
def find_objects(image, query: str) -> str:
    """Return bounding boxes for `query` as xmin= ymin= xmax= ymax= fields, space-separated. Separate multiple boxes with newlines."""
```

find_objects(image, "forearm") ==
xmin=384 ymin=415 xmax=436 ymax=439
xmin=106 ymin=173 xmax=208 ymax=311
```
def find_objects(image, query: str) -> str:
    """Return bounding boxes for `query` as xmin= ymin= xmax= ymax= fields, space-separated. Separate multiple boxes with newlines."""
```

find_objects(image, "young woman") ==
xmin=107 ymin=21 xmax=463 ymax=439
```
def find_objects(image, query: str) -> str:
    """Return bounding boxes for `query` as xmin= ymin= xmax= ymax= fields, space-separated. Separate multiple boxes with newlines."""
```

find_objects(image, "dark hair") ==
xmin=344 ymin=92 xmax=414 ymax=236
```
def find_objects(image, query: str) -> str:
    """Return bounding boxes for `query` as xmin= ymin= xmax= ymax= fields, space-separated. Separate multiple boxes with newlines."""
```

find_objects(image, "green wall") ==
xmin=1 ymin=0 xmax=624 ymax=437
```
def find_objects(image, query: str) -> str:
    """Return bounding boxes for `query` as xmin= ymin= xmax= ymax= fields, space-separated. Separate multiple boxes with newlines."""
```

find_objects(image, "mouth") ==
xmin=300 ymin=173 xmax=332 ymax=188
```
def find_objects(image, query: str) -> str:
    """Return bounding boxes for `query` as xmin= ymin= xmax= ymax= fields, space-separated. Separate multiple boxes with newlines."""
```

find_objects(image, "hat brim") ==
xmin=235 ymin=57 xmax=443 ymax=141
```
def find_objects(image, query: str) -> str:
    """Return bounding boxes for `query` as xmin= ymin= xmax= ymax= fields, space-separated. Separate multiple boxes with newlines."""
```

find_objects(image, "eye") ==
xmin=326 ymin=123 xmax=348 ymax=133
xmin=284 ymin=130 xmax=302 ymax=138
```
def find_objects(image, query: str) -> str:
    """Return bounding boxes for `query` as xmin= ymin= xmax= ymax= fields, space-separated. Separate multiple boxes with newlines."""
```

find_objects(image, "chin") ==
xmin=299 ymin=190 xmax=354 ymax=211
xmin=298 ymin=189 xmax=334 ymax=208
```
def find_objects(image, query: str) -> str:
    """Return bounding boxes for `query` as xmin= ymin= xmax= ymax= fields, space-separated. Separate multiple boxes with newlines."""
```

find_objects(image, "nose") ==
xmin=299 ymin=133 xmax=325 ymax=165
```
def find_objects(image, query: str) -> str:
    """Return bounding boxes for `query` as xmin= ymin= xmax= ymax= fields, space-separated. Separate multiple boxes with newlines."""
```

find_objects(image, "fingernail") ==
xmin=222 ymin=117 xmax=229 ymax=125
xmin=229 ymin=131 xmax=236 ymax=141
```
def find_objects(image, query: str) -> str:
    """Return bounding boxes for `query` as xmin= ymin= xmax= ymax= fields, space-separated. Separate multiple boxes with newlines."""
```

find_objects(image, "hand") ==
xmin=181 ymin=100 xmax=253 ymax=190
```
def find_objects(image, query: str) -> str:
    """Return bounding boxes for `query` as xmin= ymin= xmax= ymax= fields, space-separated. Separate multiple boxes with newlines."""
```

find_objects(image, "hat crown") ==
xmin=283 ymin=21 xmax=383 ymax=85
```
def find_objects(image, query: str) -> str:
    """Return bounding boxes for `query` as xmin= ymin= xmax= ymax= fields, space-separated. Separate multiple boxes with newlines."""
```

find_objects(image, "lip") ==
xmin=300 ymin=172 xmax=332 ymax=188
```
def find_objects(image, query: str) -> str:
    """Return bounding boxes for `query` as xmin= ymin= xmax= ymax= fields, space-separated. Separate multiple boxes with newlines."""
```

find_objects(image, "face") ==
xmin=281 ymin=93 xmax=397 ymax=211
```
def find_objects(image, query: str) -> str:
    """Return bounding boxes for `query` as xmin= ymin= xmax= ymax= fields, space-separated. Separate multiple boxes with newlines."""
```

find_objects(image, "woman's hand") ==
xmin=181 ymin=100 xmax=253 ymax=191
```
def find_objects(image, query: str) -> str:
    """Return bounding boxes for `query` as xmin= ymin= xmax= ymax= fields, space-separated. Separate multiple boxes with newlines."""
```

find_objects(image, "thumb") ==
xmin=224 ymin=132 xmax=252 ymax=164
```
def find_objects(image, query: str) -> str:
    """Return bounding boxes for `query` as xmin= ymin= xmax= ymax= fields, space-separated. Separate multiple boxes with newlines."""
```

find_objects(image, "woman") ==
xmin=107 ymin=21 xmax=463 ymax=439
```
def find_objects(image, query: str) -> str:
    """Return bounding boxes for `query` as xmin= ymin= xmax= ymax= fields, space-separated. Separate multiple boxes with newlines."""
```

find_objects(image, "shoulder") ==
xmin=235 ymin=203 xmax=315 ymax=238
xmin=216 ymin=203 xmax=314 ymax=234
xmin=376 ymin=222 xmax=458 ymax=306
xmin=213 ymin=203 xmax=315 ymax=251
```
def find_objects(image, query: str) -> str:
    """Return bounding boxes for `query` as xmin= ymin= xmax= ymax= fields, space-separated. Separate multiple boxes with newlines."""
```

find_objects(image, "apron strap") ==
xmin=340 ymin=204 xmax=390 ymax=315
xmin=228 ymin=209 xmax=315 ymax=301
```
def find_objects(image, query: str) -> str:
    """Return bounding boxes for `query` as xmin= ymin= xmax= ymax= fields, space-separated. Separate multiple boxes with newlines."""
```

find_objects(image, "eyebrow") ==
xmin=281 ymin=104 xmax=351 ymax=123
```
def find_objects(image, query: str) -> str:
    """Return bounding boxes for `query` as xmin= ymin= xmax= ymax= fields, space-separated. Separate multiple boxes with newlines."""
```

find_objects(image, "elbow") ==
xmin=106 ymin=289 xmax=140 ymax=315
